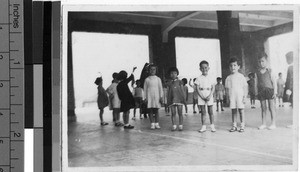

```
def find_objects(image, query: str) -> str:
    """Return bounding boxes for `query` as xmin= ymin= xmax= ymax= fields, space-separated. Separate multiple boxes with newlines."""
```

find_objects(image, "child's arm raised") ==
xmin=189 ymin=78 xmax=193 ymax=87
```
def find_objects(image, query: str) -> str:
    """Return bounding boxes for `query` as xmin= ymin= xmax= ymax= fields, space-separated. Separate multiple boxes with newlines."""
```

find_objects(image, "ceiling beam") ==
xmin=161 ymin=11 xmax=202 ymax=42
xmin=238 ymin=11 xmax=293 ymax=21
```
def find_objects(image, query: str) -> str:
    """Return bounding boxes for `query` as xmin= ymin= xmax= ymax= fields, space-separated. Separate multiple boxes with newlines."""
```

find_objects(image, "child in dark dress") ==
xmin=95 ymin=77 xmax=109 ymax=126
xmin=117 ymin=67 xmax=137 ymax=129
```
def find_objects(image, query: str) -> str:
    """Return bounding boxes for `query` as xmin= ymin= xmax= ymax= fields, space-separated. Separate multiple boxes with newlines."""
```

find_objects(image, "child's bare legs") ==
xmin=192 ymin=100 xmax=197 ymax=113
xmin=184 ymin=104 xmax=188 ymax=114
xmin=207 ymin=105 xmax=214 ymax=124
xmin=171 ymin=106 xmax=177 ymax=130
xmin=199 ymin=105 xmax=207 ymax=132
xmin=238 ymin=109 xmax=245 ymax=130
xmin=123 ymin=111 xmax=130 ymax=125
xmin=153 ymin=108 xmax=159 ymax=124
xmin=99 ymin=108 xmax=104 ymax=123
xmin=177 ymin=105 xmax=183 ymax=125
xmin=220 ymin=100 xmax=224 ymax=111
xmin=113 ymin=108 xmax=120 ymax=123
xmin=197 ymin=105 xmax=201 ymax=113
xmin=133 ymin=107 xmax=137 ymax=120
xmin=216 ymin=100 xmax=219 ymax=111
xmin=268 ymin=99 xmax=276 ymax=129
xmin=259 ymin=100 xmax=267 ymax=129
xmin=231 ymin=109 xmax=238 ymax=128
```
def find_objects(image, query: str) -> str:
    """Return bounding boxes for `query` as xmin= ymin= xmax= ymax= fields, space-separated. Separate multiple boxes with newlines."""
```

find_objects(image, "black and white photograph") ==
xmin=61 ymin=4 xmax=299 ymax=171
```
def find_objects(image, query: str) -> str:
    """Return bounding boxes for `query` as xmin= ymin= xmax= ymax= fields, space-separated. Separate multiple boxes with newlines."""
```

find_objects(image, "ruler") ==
xmin=0 ymin=0 xmax=24 ymax=171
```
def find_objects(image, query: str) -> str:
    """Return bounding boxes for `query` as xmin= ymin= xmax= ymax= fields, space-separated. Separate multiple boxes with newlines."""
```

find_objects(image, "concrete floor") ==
xmin=68 ymin=101 xmax=294 ymax=168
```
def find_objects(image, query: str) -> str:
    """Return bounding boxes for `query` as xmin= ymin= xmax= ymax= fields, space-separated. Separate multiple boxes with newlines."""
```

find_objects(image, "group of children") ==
xmin=94 ymin=52 xmax=291 ymax=132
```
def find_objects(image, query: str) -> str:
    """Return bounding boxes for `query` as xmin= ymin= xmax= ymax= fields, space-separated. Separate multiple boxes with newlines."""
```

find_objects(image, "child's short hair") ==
xmin=217 ymin=77 xmax=222 ymax=81
xmin=278 ymin=72 xmax=282 ymax=76
xmin=168 ymin=67 xmax=179 ymax=75
xmin=182 ymin=78 xmax=187 ymax=84
xmin=117 ymin=70 xmax=127 ymax=80
xmin=148 ymin=64 xmax=157 ymax=71
xmin=112 ymin=72 xmax=118 ymax=79
xmin=228 ymin=57 xmax=241 ymax=66
xmin=248 ymin=73 xmax=254 ymax=78
xmin=94 ymin=77 xmax=102 ymax=85
xmin=193 ymin=78 xmax=196 ymax=82
xmin=136 ymin=79 xmax=141 ymax=84
xmin=199 ymin=60 xmax=209 ymax=67
xmin=257 ymin=52 xmax=268 ymax=60
xmin=286 ymin=51 xmax=293 ymax=61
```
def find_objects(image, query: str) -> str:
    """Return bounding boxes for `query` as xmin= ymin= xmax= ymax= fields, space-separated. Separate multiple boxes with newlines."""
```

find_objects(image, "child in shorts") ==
xmin=189 ymin=78 xmax=201 ymax=114
xmin=214 ymin=77 xmax=225 ymax=112
xmin=182 ymin=78 xmax=189 ymax=115
xmin=132 ymin=80 xmax=144 ymax=120
xmin=255 ymin=53 xmax=277 ymax=130
xmin=196 ymin=61 xmax=216 ymax=133
xmin=225 ymin=58 xmax=248 ymax=132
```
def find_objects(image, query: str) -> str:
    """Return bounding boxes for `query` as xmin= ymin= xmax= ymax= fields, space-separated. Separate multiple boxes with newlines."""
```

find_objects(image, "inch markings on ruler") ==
xmin=0 ymin=0 xmax=24 ymax=172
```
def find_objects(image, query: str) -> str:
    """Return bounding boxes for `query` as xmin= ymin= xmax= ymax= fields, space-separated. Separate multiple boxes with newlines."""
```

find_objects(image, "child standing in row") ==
xmin=132 ymin=80 xmax=144 ymax=120
xmin=144 ymin=65 xmax=164 ymax=130
xmin=256 ymin=53 xmax=277 ymax=130
xmin=277 ymin=72 xmax=285 ymax=107
xmin=117 ymin=67 xmax=137 ymax=129
xmin=95 ymin=76 xmax=109 ymax=126
xmin=189 ymin=78 xmax=201 ymax=114
xmin=247 ymin=73 xmax=256 ymax=109
xmin=106 ymin=72 xmax=122 ymax=126
xmin=214 ymin=77 xmax=225 ymax=112
xmin=182 ymin=78 xmax=189 ymax=115
xmin=196 ymin=61 xmax=216 ymax=133
xmin=167 ymin=67 xmax=186 ymax=131
xmin=225 ymin=58 xmax=248 ymax=132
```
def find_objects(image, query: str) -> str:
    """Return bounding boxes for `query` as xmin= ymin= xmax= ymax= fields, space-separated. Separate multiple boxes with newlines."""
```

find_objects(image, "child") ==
xmin=182 ymin=78 xmax=189 ymax=115
xmin=132 ymin=80 xmax=144 ymax=120
xmin=144 ymin=65 xmax=164 ymax=129
xmin=163 ymin=81 xmax=170 ymax=115
xmin=117 ymin=67 xmax=137 ymax=129
xmin=225 ymin=58 xmax=248 ymax=132
xmin=95 ymin=76 xmax=109 ymax=126
xmin=167 ymin=67 xmax=186 ymax=131
xmin=255 ymin=53 xmax=277 ymax=130
xmin=284 ymin=51 xmax=293 ymax=107
xmin=196 ymin=61 xmax=216 ymax=133
xmin=106 ymin=72 xmax=123 ymax=126
xmin=214 ymin=77 xmax=225 ymax=112
xmin=189 ymin=78 xmax=201 ymax=114
xmin=277 ymin=73 xmax=285 ymax=107
xmin=247 ymin=73 xmax=257 ymax=108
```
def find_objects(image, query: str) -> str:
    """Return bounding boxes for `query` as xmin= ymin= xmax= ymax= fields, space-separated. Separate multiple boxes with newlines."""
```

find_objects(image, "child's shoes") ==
xmin=150 ymin=123 xmax=155 ymax=130
xmin=258 ymin=125 xmax=267 ymax=130
xmin=178 ymin=125 xmax=183 ymax=131
xmin=171 ymin=125 xmax=177 ymax=131
xmin=155 ymin=123 xmax=161 ymax=129
xmin=101 ymin=122 xmax=109 ymax=126
xmin=198 ymin=125 xmax=206 ymax=133
xmin=229 ymin=126 xmax=237 ymax=132
xmin=210 ymin=124 xmax=216 ymax=132
xmin=268 ymin=125 xmax=276 ymax=130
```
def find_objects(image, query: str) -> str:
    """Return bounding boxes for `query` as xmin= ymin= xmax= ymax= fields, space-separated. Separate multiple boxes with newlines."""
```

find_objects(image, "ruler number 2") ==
xmin=13 ymin=132 xmax=21 ymax=138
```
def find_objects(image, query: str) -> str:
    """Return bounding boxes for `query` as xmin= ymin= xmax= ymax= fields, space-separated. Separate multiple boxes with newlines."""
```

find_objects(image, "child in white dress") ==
xmin=144 ymin=65 xmax=164 ymax=129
